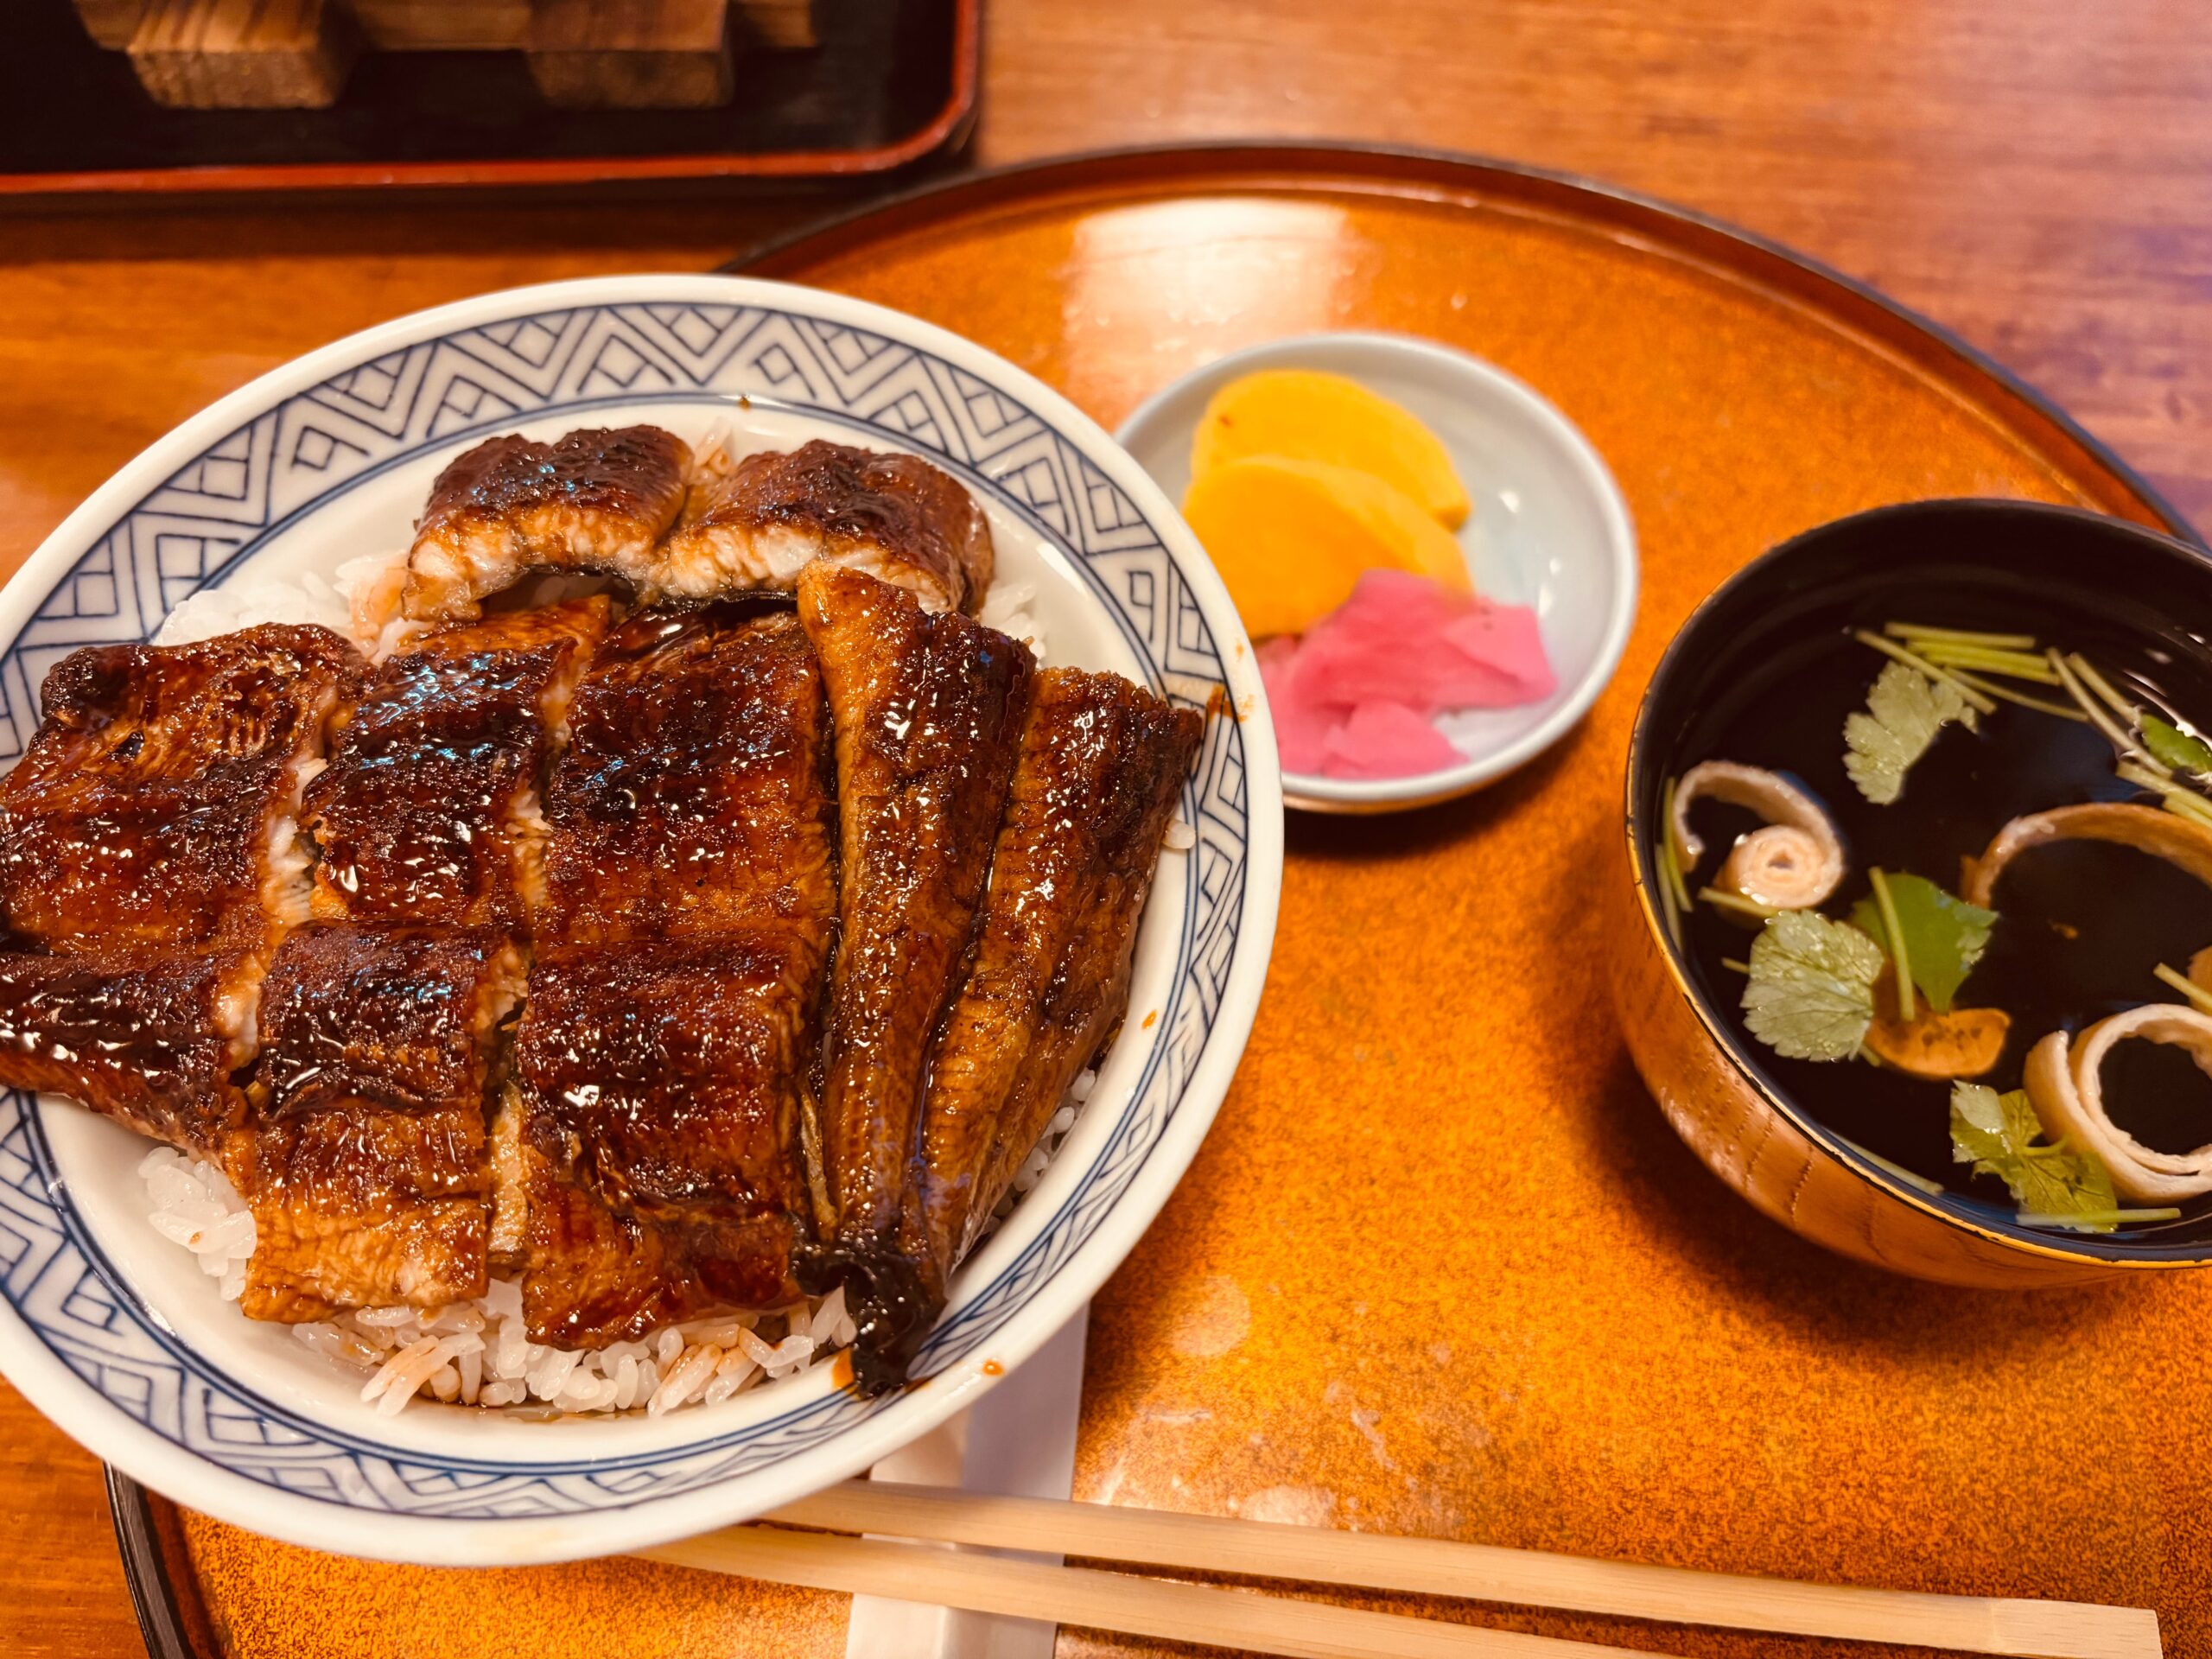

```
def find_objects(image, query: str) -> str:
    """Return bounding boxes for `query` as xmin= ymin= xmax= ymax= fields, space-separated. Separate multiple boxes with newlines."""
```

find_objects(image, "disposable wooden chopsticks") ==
xmin=640 ymin=1524 xmax=1688 ymax=1659
xmin=636 ymin=1480 xmax=2164 ymax=1659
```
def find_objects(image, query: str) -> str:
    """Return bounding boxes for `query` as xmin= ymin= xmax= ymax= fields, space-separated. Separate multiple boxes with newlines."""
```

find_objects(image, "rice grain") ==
xmin=648 ymin=1344 xmax=721 ymax=1416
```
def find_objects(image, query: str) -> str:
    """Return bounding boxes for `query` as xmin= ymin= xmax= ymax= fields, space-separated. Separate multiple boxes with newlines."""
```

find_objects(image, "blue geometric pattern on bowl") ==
xmin=0 ymin=301 xmax=1250 ymax=1518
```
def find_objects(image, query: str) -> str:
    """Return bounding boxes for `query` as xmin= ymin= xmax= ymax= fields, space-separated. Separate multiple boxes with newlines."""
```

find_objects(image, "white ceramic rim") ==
xmin=1116 ymin=329 xmax=1640 ymax=813
xmin=0 ymin=274 xmax=1284 ymax=1564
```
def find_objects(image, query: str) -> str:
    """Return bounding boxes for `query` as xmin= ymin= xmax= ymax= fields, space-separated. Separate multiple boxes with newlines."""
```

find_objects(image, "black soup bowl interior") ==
xmin=1634 ymin=499 xmax=2212 ymax=1264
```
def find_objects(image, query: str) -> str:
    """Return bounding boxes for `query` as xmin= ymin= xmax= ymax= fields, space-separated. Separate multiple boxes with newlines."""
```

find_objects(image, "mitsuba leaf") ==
xmin=1949 ymin=1083 xmax=2119 ymax=1228
xmin=2142 ymin=714 xmax=2212 ymax=777
xmin=1844 ymin=660 xmax=1976 ymax=805
xmin=1742 ymin=910 xmax=1885 ymax=1061
xmin=1849 ymin=872 xmax=1997 ymax=1015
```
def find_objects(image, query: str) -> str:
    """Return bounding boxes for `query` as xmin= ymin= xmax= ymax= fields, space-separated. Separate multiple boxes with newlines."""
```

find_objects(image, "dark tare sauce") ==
xmin=1672 ymin=592 xmax=2212 ymax=1223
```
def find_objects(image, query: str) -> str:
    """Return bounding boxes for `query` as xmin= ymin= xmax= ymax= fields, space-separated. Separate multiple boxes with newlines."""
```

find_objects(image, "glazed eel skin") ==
xmin=233 ymin=606 xmax=607 ymax=1317
xmin=796 ymin=562 xmax=1034 ymax=1388
xmin=400 ymin=426 xmax=692 ymax=624
xmin=516 ymin=602 xmax=836 ymax=1349
xmin=234 ymin=923 xmax=524 ymax=1321
xmin=302 ymin=598 xmax=609 ymax=928
xmin=399 ymin=429 xmax=994 ymax=624
xmin=0 ymin=626 xmax=365 ymax=1149
xmin=797 ymin=563 xmax=1201 ymax=1393
xmin=913 ymin=668 xmax=1204 ymax=1287
xmin=665 ymin=439 xmax=996 ymax=616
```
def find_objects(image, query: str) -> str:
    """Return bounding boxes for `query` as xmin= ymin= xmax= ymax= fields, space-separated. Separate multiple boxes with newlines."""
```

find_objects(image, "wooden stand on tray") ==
xmin=73 ymin=0 xmax=817 ymax=109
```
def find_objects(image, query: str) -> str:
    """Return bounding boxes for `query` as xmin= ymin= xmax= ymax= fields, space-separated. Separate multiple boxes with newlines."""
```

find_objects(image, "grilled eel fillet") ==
xmin=914 ymin=669 xmax=1203 ymax=1287
xmin=0 ymin=626 xmax=364 ymax=1154
xmin=664 ymin=440 xmax=995 ymax=615
xmin=796 ymin=563 xmax=1033 ymax=1389
xmin=517 ymin=605 xmax=836 ymax=1347
xmin=0 ymin=947 xmax=260 ymax=1152
xmin=400 ymin=427 xmax=691 ymax=623
xmin=231 ymin=924 xmax=525 ymax=1320
xmin=302 ymin=599 xmax=609 ymax=927
xmin=0 ymin=625 xmax=365 ymax=957
xmin=243 ymin=606 xmax=608 ymax=1319
xmin=538 ymin=604 xmax=836 ymax=944
xmin=515 ymin=934 xmax=817 ymax=1348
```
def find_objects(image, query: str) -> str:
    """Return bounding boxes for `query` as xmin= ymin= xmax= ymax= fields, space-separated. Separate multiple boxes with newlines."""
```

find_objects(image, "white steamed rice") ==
xmin=976 ymin=580 xmax=1045 ymax=665
xmin=135 ymin=439 xmax=1192 ymax=1416
xmin=139 ymin=1065 xmax=1095 ymax=1417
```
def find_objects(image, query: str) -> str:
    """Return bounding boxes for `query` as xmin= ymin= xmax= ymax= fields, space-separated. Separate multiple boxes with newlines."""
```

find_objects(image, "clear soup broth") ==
xmin=1666 ymin=573 xmax=2212 ymax=1238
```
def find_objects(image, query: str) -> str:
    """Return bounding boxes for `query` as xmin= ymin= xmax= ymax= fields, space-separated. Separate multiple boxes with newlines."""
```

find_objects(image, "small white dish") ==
xmin=1117 ymin=331 xmax=1638 ymax=813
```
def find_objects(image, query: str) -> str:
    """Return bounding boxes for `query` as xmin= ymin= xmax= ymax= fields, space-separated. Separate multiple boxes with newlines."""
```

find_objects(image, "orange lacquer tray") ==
xmin=116 ymin=145 xmax=2212 ymax=1659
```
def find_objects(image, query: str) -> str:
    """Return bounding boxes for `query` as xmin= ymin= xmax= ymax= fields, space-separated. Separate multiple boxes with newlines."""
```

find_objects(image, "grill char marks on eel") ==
xmin=797 ymin=563 xmax=1034 ymax=1392
xmin=232 ymin=925 xmax=525 ymax=1321
xmin=664 ymin=440 xmax=995 ymax=615
xmin=401 ymin=426 xmax=691 ymax=624
xmin=0 ymin=948 xmax=261 ymax=1153
xmin=538 ymin=604 xmax=836 ymax=947
xmin=0 ymin=624 xmax=365 ymax=958
xmin=0 ymin=626 xmax=365 ymax=1156
xmin=516 ymin=604 xmax=836 ymax=1348
xmin=302 ymin=599 xmax=610 ymax=928
xmin=233 ymin=604 xmax=612 ymax=1320
xmin=915 ymin=669 xmax=1203 ymax=1288
xmin=516 ymin=934 xmax=819 ymax=1348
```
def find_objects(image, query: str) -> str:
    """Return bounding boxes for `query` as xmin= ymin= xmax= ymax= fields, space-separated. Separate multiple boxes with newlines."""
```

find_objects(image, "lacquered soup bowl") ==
xmin=1611 ymin=499 xmax=2212 ymax=1287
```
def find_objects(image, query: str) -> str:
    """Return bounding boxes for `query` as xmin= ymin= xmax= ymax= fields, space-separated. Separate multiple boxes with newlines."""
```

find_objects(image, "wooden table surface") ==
xmin=3 ymin=2 xmax=2209 ymax=1653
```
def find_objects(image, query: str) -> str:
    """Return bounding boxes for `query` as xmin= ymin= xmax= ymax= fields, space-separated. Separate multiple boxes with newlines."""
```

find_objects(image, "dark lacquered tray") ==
xmin=0 ymin=0 xmax=975 ymax=198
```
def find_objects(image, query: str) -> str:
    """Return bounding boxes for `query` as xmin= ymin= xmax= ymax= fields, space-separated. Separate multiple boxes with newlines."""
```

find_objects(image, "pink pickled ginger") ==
xmin=1260 ymin=569 xmax=1555 ymax=782
xmin=1322 ymin=701 xmax=1463 ymax=779
xmin=1257 ymin=634 xmax=1332 ymax=774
